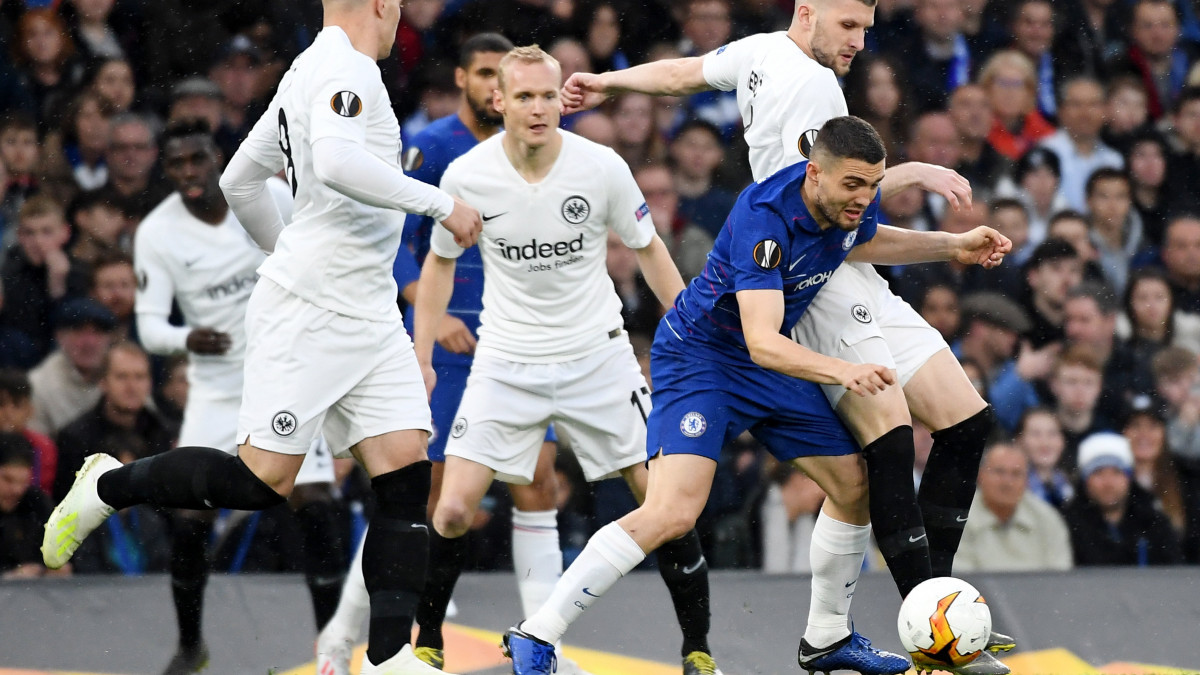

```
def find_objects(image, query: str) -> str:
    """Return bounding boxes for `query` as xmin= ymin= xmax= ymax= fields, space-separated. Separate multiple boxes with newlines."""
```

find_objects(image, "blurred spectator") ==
xmin=1016 ymin=407 xmax=1075 ymax=508
xmin=995 ymin=147 xmax=1068 ymax=246
xmin=449 ymin=0 xmax=569 ymax=53
xmin=384 ymin=0 xmax=449 ymax=108
xmin=59 ymin=0 xmax=140 ymax=65
xmin=12 ymin=8 xmax=87 ymax=132
xmin=87 ymin=56 xmax=136 ymax=116
xmin=1049 ymin=345 xmax=1114 ymax=463
xmin=879 ymin=185 xmax=932 ymax=233
xmin=843 ymin=52 xmax=912 ymax=162
xmin=887 ymin=0 xmax=974 ymax=112
xmin=916 ymin=282 xmax=961 ymax=342
xmin=401 ymin=59 xmax=459 ymax=141
xmin=0 ymin=369 xmax=56 ymax=496
xmin=954 ymin=292 xmax=1029 ymax=391
xmin=104 ymin=112 xmax=169 ymax=219
xmin=0 ymin=280 xmax=40 ymax=370
xmin=1164 ymin=87 xmax=1200 ymax=215
xmin=137 ymin=2 xmax=272 ymax=97
xmin=633 ymin=162 xmax=712 ymax=282
xmin=1085 ymin=168 xmax=1142 ymax=294
xmin=87 ymin=252 xmax=136 ymax=342
xmin=760 ymin=461 xmax=824 ymax=574
xmin=670 ymin=119 xmax=736 ymax=239
xmin=1040 ymin=77 xmax=1124 ymax=211
xmin=1124 ymin=129 xmax=1172 ymax=246
xmin=955 ymin=441 xmax=1073 ymax=571
xmin=989 ymin=198 xmax=1031 ymax=264
xmin=1103 ymin=76 xmax=1152 ymax=153
xmin=1052 ymin=0 xmax=1122 ymax=85
xmin=894 ymin=202 xmax=1020 ymax=303
xmin=577 ymin=2 xmax=630 ymax=73
xmin=1159 ymin=214 xmax=1200 ymax=313
xmin=1008 ymin=0 xmax=1059 ymax=119
xmin=0 ymin=432 xmax=55 ymax=578
xmin=1110 ymin=0 xmax=1194 ymax=121
xmin=68 ymin=187 xmax=125 ymax=268
xmin=898 ymin=112 xmax=962 ymax=233
xmin=948 ymin=83 xmax=1009 ymax=196
xmin=52 ymin=90 xmax=111 ymax=190
xmin=1155 ymin=345 xmax=1200 ymax=461
xmin=679 ymin=0 xmax=740 ymax=137
xmin=549 ymin=37 xmax=592 ymax=84
xmin=606 ymin=230 xmax=659 ymax=336
xmin=1119 ymin=267 xmax=1200 ymax=370
xmin=206 ymin=36 xmax=266 ymax=149
xmin=571 ymin=111 xmax=617 ymax=146
xmin=1122 ymin=396 xmax=1190 ymax=536
xmin=27 ymin=297 xmax=114 ymax=436
xmin=53 ymin=340 xmax=173 ymax=500
xmin=1064 ymin=431 xmax=1184 ymax=565
xmin=0 ymin=195 xmax=90 ymax=360
xmin=1019 ymin=238 xmax=1080 ymax=360
xmin=1047 ymin=209 xmax=1108 ymax=283
xmin=611 ymin=93 xmax=665 ymax=169
xmin=981 ymin=50 xmax=1056 ymax=160
xmin=0 ymin=112 xmax=41 ymax=240
xmin=961 ymin=0 xmax=1008 ymax=58
xmin=153 ymin=353 xmax=188 ymax=427
xmin=167 ymin=77 xmax=242 ymax=161
xmin=1064 ymin=281 xmax=1144 ymax=408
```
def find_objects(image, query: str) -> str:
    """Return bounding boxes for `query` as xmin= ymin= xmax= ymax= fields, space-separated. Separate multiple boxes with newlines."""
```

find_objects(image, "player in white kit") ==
xmin=561 ymin=1 xmax=1014 ymax=673
xmin=43 ymin=1 xmax=482 ymax=674
xmin=135 ymin=121 xmax=344 ymax=674
xmin=413 ymin=46 xmax=721 ymax=675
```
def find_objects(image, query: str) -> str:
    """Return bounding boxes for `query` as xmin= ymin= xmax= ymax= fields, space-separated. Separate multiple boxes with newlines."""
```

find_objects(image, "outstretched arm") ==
xmin=880 ymin=162 xmax=973 ymax=211
xmin=561 ymin=57 xmax=709 ymax=114
xmin=846 ymin=224 xmax=1011 ymax=267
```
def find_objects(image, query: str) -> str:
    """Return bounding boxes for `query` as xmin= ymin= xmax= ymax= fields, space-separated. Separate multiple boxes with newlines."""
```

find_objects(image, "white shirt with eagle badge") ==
xmin=430 ymin=131 xmax=656 ymax=364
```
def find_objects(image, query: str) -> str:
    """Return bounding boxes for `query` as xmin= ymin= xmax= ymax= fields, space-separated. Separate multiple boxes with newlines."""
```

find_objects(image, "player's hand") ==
xmin=838 ymin=362 xmax=896 ymax=397
xmin=1015 ymin=340 xmax=1060 ymax=381
xmin=561 ymin=72 xmax=609 ymax=115
xmin=916 ymin=163 xmax=973 ymax=210
xmin=419 ymin=360 xmax=437 ymax=401
xmin=186 ymin=328 xmax=232 ymax=355
xmin=442 ymin=196 xmax=482 ymax=248
xmin=953 ymin=226 xmax=1012 ymax=268
xmin=436 ymin=315 xmax=477 ymax=354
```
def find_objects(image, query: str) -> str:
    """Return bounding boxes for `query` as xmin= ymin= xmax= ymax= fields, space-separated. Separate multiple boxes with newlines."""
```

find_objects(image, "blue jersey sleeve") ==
xmin=399 ymin=135 xmax=449 ymax=263
xmin=727 ymin=202 xmax=790 ymax=293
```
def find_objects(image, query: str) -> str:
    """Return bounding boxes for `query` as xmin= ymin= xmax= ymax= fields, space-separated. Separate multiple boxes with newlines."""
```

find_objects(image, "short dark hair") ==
xmin=0 ymin=432 xmax=35 ymax=469
xmin=1085 ymin=166 xmax=1129 ymax=198
xmin=161 ymin=119 xmax=215 ymax=148
xmin=1176 ymin=86 xmax=1200 ymax=113
xmin=1048 ymin=209 xmax=1088 ymax=228
xmin=0 ymin=369 xmax=31 ymax=404
xmin=1067 ymin=279 xmax=1120 ymax=315
xmin=100 ymin=341 xmax=150 ymax=380
xmin=0 ymin=111 xmax=37 ymax=137
xmin=459 ymin=33 xmax=515 ymax=69
xmin=1024 ymin=237 xmax=1078 ymax=272
xmin=990 ymin=197 xmax=1027 ymax=217
xmin=69 ymin=187 xmax=125 ymax=222
xmin=811 ymin=116 xmax=886 ymax=165
xmin=672 ymin=117 xmax=723 ymax=144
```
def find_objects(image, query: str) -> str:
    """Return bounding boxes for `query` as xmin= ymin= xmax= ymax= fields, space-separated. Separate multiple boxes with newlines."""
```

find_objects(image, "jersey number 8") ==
xmin=278 ymin=109 xmax=298 ymax=196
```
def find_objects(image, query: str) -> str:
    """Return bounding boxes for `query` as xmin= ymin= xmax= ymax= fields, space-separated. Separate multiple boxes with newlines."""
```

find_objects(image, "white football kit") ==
xmin=222 ymin=26 xmax=453 ymax=455
xmin=134 ymin=182 xmax=333 ymax=484
xmin=703 ymin=32 xmax=949 ymax=404
xmin=430 ymin=132 xmax=655 ymax=484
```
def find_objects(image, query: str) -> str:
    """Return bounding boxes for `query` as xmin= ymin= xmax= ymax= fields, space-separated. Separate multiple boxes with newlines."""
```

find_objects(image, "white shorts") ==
xmin=444 ymin=334 xmax=647 ymax=485
xmin=237 ymin=279 xmax=431 ymax=457
xmin=791 ymin=263 xmax=949 ymax=406
xmin=182 ymin=361 xmax=334 ymax=486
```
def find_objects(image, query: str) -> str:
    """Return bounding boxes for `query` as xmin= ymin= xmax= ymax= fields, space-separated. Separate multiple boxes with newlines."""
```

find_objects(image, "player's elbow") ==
xmin=743 ymin=334 xmax=777 ymax=369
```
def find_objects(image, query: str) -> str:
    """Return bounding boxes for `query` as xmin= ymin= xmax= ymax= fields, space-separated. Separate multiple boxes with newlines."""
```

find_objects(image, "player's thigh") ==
xmin=427 ymin=363 xmax=472 ymax=464
xmin=834 ymin=337 xmax=911 ymax=447
xmin=436 ymin=455 xmax=499 ymax=523
xmin=554 ymin=339 xmax=649 ymax=483
xmin=442 ymin=355 xmax=553 ymax=485
xmin=875 ymin=286 xmax=954 ymax=389
xmin=902 ymin=347 xmax=988 ymax=431
xmin=510 ymin=440 xmax=559 ymax=512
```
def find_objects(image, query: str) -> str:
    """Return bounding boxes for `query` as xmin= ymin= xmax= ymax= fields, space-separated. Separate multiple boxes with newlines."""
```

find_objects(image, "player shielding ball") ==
xmin=43 ymin=1 xmax=481 ymax=673
xmin=414 ymin=45 xmax=722 ymax=675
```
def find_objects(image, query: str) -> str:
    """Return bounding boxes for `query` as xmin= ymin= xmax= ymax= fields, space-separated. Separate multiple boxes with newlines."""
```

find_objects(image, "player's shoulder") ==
xmin=136 ymin=193 xmax=186 ymax=241
xmin=561 ymin=130 xmax=627 ymax=172
xmin=736 ymin=161 xmax=808 ymax=216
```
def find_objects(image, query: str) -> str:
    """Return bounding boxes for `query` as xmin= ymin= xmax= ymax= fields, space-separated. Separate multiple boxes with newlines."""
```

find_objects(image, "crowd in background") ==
xmin=2 ymin=0 xmax=1200 ymax=582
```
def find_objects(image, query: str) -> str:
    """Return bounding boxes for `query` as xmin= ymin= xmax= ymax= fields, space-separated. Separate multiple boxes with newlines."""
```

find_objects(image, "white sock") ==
xmin=521 ymin=522 xmax=645 ymax=645
xmin=512 ymin=508 xmax=563 ymax=619
xmin=322 ymin=533 xmax=369 ymax=641
xmin=803 ymin=509 xmax=870 ymax=649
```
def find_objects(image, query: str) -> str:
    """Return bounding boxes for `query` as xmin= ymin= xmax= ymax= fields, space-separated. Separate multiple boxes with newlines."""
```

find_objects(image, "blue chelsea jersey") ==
xmin=662 ymin=160 xmax=881 ymax=364
xmin=394 ymin=114 xmax=485 ymax=366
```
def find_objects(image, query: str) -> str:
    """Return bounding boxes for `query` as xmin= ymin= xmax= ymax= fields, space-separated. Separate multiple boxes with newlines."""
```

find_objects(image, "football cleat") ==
xmin=502 ymin=625 xmax=557 ymax=675
xmin=682 ymin=650 xmax=724 ymax=675
xmin=160 ymin=642 xmax=209 ymax=675
xmin=42 ymin=453 xmax=120 ymax=569
xmin=986 ymin=630 xmax=1016 ymax=653
xmin=412 ymin=646 xmax=445 ymax=670
xmin=913 ymin=651 xmax=1011 ymax=675
xmin=315 ymin=629 xmax=355 ymax=675
xmin=798 ymin=632 xmax=909 ymax=675
xmin=359 ymin=644 xmax=458 ymax=674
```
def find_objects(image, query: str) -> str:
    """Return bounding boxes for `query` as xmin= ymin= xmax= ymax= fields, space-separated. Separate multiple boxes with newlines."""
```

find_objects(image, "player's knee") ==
xmin=432 ymin=498 xmax=474 ymax=539
xmin=823 ymin=466 xmax=868 ymax=510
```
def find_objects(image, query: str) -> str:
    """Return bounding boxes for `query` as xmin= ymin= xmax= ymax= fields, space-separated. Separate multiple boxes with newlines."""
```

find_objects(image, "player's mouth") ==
xmin=840 ymin=52 xmax=856 ymax=65
xmin=529 ymin=123 xmax=549 ymax=133
xmin=844 ymin=208 xmax=863 ymax=221
xmin=183 ymin=185 xmax=206 ymax=200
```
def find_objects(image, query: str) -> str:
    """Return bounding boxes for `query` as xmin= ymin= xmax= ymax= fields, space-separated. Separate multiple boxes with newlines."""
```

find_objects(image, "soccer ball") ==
xmin=897 ymin=577 xmax=992 ymax=670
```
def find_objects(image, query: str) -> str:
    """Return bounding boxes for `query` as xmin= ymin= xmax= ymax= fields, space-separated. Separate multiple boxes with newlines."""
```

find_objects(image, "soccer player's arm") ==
xmin=607 ymin=153 xmax=686 ymax=306
xmin=133 ymin=228 xmax=190 ymax=355
xmin=878 ymin=164 xmax=972 ymax=210
xmin=220 ymin=100 xmax=289 ymax=253
xmin=413 ymin=167 xmax=468 ymax=386
xmin=846 ymin=208 xmax=1010 ymax=268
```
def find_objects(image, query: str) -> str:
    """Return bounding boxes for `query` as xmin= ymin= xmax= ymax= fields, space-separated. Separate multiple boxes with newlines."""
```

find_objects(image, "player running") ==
xmin=415 ymin=45 xmax=721 ymax=675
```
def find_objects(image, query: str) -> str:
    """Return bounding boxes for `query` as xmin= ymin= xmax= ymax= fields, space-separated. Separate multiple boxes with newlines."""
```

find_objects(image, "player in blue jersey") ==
xmin=503 ymin=116 xmax=1010 ymax=675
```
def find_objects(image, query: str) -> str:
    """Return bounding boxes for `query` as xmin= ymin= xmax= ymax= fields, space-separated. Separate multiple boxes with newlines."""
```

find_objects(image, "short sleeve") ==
xmin=238 ymin=98 xmax=286 ymax=172
xmin=702 ymin=34 xmax=766 ymax=92
xmin=779 ymin=70 xmax=849 ymax=167
xmin=727 ymin=202 xmax=788 ymax=292
xmin=604 ymin=150 xmax=656 ymax=249
xmin=133 ymin=228 xmax=176 ymax=320
xmin=308 ymin=58 xmax=379 ymax=146
xmin=428 ymin=162 xmax=466 ymax=260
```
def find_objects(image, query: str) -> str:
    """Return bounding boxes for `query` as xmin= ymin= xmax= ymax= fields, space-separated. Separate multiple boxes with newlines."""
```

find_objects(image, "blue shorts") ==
xmin=646 ymin=340 xmax=858 ymax=463
xmin=429 ymin=362 xmax=556 ymax=462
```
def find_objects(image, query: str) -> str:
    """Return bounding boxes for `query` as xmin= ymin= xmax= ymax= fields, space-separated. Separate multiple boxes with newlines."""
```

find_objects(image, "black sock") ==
xmin=363 ymin=462 xmax=431 ymax=666
xmin=656 ymin=528 xmax=711 ymax=658
xmin=295 ymin=499 xmax=347 ymax=630
xmin=169 ymin=515 xmax=211 ymax=650
xmin=919 ymin=406 xmax=994 ymax=578
xmin=97 ymin=447 xmax=286 ymax=511
xmin=862 ymin=425 xmax=932 ymax=598
xmin=414 ymin=531 xmax=469 ymax=651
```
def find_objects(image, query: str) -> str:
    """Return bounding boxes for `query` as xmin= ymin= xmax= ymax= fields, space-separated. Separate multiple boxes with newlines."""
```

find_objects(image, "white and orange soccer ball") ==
xmin=897 ymin=577 xmax=992 ymax=670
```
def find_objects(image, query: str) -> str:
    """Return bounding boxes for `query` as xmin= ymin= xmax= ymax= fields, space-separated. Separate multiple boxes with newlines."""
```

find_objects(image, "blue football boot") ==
xmin=502 ymin=625 xmax=557 ymax=675
xmin=797 ymin=631 xmax=910 ymax=675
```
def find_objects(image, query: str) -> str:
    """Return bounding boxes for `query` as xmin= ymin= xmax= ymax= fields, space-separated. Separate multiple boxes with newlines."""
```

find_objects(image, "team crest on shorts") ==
xmin=851 ymin=304 xmax=872 ymax=324
xmin=752 ymin=239 xmax=782 ymax=270
xmin=561 ymin=195 xmax=590 ymax=225
xmin=798 ymin=129 xmax=819 ymax=158
xmin=451 ymin=417 xmax=468 ymax=438
xmin=842 ymin=230 xmax=858 ymax=250
xmin=680 ymin=412 xmax=707 ymax=438
xmin=272 ymin=411 xmax=297 ymax=437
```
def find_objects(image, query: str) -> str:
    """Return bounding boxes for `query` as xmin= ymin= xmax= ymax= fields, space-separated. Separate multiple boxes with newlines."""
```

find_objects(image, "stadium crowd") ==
xmin=2 ymin=0 xmax=1200 ymax=584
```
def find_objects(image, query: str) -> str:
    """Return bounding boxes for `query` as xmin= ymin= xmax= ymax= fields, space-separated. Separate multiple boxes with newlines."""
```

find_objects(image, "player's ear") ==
xmin=455 ymin=66 xmax=467 ymax=90
xmin=492 ymin=88 xmax=504 ymax=114
xmin=805 ymin=156 xmax=821 ymax=184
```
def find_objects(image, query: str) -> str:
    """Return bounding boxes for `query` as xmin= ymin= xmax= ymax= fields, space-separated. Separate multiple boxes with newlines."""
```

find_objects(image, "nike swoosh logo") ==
xmin=581 ymin=587 xmax=601 ymax=597
xmin=681 ymin=557 xmax=705 ymax=575
xmin=909 ymin=534 xmax=927 ymax=543
xmin=411 ymin=523 xmax=428 ymax=530
xmin=184 ymin=257 xmax=202 ymax=268
xmin=844 ymin=579 xmax=856 ymax=588
xmin=788 ymin=254 xmax=807 ymax=271
xmin=482 ymin=212 xmax=508 ymax=222
xmin=956 ymin=515 xmax=969 ymax=523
